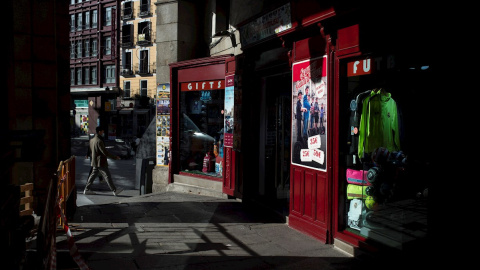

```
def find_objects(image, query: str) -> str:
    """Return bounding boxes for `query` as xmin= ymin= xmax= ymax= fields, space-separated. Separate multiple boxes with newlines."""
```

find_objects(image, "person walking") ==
xmin=86 ymin=135 xmax=104 ymax=183
xmin=84 ymin=126 xmax=124 ymax=196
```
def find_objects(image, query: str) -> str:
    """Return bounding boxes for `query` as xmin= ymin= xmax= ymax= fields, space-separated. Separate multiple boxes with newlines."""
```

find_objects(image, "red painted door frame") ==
xmin=288 ymin=33 xmax=334 ymax=244
xmin=222 ymin=56 xmax=236 ymax=196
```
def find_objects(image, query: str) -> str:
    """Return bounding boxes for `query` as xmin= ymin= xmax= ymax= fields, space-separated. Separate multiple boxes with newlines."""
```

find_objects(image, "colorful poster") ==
xmin=156 ymin=83 xmax=170 ymax=166
xmin=291 ymin=56 xmax=327 ymax=171
xmin=108 ymin=124 xmax=116 ymax=140
xmin=224 ymin=75 xmax=234 ymax=148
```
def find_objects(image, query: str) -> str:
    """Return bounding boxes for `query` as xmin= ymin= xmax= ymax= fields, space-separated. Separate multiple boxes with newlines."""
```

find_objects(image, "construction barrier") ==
xmin=20 ymin=183 xmax=34 ymax=217
xmin=37 ymin=156 xmax=89 ymax=270
xmin=56 ymin=156 xmax=76 ymax=226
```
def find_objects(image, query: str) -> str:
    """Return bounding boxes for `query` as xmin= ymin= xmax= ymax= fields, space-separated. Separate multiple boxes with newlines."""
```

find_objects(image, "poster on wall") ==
xmin=291 ymin=56 xmax=327 ymax=171
xmin=108 ymin=124 xmax=116 ymax=140
xmin=156 ymin=83 xmax=170 ymax=166
xmin=224 ymin=75 xmax=234 ymax=148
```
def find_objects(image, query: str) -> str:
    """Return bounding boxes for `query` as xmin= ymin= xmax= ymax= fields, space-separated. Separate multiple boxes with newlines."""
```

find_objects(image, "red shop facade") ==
xmin=168 ymin=2 xmax=434 ymax=256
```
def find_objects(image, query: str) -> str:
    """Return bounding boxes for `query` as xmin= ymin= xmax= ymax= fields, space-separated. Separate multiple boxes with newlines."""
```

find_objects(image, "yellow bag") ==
xmin=347 ymin=184 xmax=368 ymax=200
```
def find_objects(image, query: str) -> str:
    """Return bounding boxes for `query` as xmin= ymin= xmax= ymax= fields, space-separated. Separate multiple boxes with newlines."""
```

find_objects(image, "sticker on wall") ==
xmin=156 ymin=83 xmax=170 ymax=166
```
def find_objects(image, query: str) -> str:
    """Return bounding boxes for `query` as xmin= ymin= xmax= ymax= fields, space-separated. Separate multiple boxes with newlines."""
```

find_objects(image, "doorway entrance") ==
xmin=259 ymin=73 xmax=291 ymax=216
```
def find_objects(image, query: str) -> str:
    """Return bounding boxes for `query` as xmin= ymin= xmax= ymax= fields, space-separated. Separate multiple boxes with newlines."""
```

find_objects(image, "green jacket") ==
xmin=90 ymin=134 xmax=117 ymax=167
xmin=358 ymin=89 xmax=400 ymax=158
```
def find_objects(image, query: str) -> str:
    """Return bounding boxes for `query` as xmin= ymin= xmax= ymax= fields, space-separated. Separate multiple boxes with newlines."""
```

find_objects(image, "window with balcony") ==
xmin=124 ymin=81 xmax=131 ymax=98
xmin=70 ymin=14 xmax=75 ymax=32
xmin=77 ymin=68 xmax=82 ymax=85
xmin=70 ymin=68 xmax=75 ymax=85
xmin=122 ymin=1 xmax=133 ymax=20
xmin=139 ymin=0 xmax=151 ymax=17
xmin=105 ymin=7 xmax=112 ymax=26
xmin=140 ymin=80 xmax=148 ymax=96
xmin=122 ymin=51 xmax=133 ymax=76
xmin=92 ymin=39 xmax=98 ymax=57
xmin=77 ymin=41 xmax=82 ymax=58
xmin=85 ymin=11 xmax=90 ymax=29
xmin=92 ymin=66 xmax=97 ymax=84
xmin=70 ymin=44 xmax=75 ymax=59
xmin=84 ymin=67 xmax=90 ymax=84
xmin=77 ymin=13 xmax=83 ymax=31
xmin=137 ymin=21 xmax=151 ymax=46
xmin=84 ymin=39 xmax=90 ymax=57
xmin=137 ymin=50 xmax=149 ymax=74
xmin=105 ymin=65 xmax=116 ymax=84
xmin=104 ymin=36 xmax=111 ymax=55
xmin=121 ymin=24 xmax=134 ymax=47
xmin=92 ymin=10 xmax=98 ymax=28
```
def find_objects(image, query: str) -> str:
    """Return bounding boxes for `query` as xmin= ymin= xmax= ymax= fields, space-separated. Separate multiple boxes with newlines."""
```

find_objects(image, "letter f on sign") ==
xmin=353 ymin=61 xmax=359 ymax=74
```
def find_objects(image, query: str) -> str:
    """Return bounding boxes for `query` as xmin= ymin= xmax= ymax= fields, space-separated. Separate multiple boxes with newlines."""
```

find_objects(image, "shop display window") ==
xmin=339 ymin=54 xmax=431 ymax=250
xmin=179 ymin=89 xmax=225 ymax=178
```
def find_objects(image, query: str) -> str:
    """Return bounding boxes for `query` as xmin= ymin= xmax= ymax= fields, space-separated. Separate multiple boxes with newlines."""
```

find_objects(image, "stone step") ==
xmin=168 ymin=174 xmax=227 ymax=199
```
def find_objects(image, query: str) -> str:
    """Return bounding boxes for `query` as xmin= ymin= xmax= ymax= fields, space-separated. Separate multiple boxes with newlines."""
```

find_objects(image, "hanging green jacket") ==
xmin=358 ymin=89 xmax=400 ymax=158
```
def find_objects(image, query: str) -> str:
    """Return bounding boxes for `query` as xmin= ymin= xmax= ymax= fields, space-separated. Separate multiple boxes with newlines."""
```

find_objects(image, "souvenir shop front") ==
xmin=168 ymin=55 xmax=237 ymax=196
xmin=331 ymin=8 xmax=433 ymax=253
xmin=242 ymin=2 xmax=434 ymax=254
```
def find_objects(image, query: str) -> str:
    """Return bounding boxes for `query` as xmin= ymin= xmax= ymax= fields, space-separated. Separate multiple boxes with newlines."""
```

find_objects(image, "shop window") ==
xmin=339 ymin=54 xmax=431 ymax=250
xmin=179 ymin=87 xmax=224 ymax=178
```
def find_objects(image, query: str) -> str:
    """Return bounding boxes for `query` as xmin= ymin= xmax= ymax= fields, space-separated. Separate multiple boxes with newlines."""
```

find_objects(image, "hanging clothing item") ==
xmin=358 ymin=89 xmax=400 ymax=158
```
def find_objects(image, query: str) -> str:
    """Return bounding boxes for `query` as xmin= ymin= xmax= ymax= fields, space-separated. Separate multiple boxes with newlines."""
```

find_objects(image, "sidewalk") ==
xmin=63 ymin=137 xmax=435 ymax=270
xmin=56 ymin=191 xmax=359 ymax=270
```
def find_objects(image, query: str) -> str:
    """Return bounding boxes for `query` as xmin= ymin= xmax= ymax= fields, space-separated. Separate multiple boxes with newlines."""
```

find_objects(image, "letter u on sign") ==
xmin=347 ymin=58 xmax=373 ymax=77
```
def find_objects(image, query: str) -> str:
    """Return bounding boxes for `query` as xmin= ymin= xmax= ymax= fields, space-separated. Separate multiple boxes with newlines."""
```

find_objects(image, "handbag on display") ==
xmin=347 ymin=184 xmax=368 ymax=199
xmin=347 ymin=199 xmax=363 ymax=230
xmin=346 ymin=169 xmax=371 ymax=186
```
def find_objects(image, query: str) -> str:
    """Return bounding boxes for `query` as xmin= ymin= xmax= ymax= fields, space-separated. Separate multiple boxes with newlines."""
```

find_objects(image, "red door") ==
xmin=222 ymin=56 xmax=236 ymax=196
xmin=288 ymin=55 xmax=330 ymax=243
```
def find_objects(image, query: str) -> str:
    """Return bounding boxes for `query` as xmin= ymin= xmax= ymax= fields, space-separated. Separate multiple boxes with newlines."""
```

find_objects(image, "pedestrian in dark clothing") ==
xmin=84 ymin=126 xmax=123 ymax=196
xmin=86 ymin=136 xmax=104 ymax=183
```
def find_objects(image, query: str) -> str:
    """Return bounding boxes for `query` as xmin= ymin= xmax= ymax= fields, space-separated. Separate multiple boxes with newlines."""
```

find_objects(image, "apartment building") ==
xmin=118 ymin=0 xmax=157 ymax=138
xmin=69 ymin=0 xmax=120 ymax=136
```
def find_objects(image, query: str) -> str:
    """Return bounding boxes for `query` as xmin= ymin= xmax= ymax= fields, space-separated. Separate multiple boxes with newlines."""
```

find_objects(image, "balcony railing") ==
xmin=122 ymin=7 xmax=134 ymax=20
xmin=120 ymin=68 xmax=134 ymax=77
xmin=134 ymin=64 xmax=156 ymax=75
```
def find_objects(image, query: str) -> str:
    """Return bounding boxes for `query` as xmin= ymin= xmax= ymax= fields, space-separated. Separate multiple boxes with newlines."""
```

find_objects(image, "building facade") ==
xmin=157 ymin=0 xmax=436 ymax=259
xmin=69 ymin=0 xmax=121 ymax=136
xmin=118 ymin=0 xmax=157 ymax=138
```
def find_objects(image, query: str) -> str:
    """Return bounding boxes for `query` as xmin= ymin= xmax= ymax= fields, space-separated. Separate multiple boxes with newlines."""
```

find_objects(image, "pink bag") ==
xmin=346 ymin=169 xmax=370 ymax=186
